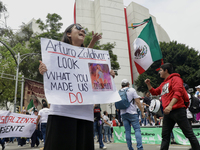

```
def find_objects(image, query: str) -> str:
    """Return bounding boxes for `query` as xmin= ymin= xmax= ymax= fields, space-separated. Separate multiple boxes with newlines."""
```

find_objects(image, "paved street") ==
xmin=3 ymin=141 xmax=191 ymax=150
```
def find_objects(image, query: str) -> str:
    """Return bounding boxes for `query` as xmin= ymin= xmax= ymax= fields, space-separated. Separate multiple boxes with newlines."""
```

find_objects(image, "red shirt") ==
xmin=149 ymin=73 xmax=189 ymax=110
xmin=112 ymin=120 xmax=117 ymax=126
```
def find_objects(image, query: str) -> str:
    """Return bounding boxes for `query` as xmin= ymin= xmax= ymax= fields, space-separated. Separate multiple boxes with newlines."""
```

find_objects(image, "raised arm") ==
xmin=87 ymin=31 xmax=102 ymax=48
xmin=145 ymin=79 xmax=153 ymax=90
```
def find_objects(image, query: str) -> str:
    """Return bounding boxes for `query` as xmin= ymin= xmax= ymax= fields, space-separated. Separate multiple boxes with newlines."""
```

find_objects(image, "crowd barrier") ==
xmin=113 ymin=124 xmax=200 ymax=145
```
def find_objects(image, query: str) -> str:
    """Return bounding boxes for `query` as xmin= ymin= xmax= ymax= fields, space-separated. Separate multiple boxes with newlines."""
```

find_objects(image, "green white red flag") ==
xmin=132 ymin=17 xmax=162 ymax=74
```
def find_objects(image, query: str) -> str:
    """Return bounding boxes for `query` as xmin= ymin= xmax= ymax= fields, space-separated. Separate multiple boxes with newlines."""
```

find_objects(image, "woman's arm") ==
xmin=87 ymin=31 xmax=102 ymax=48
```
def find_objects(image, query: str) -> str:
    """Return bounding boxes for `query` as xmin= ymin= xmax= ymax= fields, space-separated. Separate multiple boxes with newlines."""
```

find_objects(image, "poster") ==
xmin=113 ymin=126 xmax=162 ymax=144
xmin=41 ymin=38 xmax=121 ymax=105
xmin=0 ymin=111 xmax=37 ymax=138
xmin=173 ymin=128 xmax=200 ymax=145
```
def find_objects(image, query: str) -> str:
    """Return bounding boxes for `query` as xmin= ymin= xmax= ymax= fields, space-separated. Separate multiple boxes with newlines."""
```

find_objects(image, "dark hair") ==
xmin=145 ymin=91 xmax=150 ymax=95
xmin=43 ymin=103 xmax=48 ymax=108
xmin=160 ymin=63 xmax=173 ymax=74
xmin=61 ymin=23 xmax=84 ymax=47
xmin=122 ymin=83 xmax=129 ymax=88
xmin=103 ymin=111 xmax=107 ymax=115
xmin=183 ymin=83 xmax=189 ymax=91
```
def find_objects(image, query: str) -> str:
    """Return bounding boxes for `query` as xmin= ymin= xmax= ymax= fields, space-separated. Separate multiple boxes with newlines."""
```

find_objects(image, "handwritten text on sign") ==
xmin=0 ymin=111 xmax=37 ymax=138
xmin=41 ymin=38 xmax=121 ymax=105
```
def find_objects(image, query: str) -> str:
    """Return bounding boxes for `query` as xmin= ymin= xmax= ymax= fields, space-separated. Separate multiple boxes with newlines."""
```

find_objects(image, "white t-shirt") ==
xmin=49 ymin=104 xmax=94 ymax=122
xmin=38 ymin=108 xmax=50 ymax=123
xmin=103 ymin=115 xmax=110 ymax=127
xmin=186 ymin=93 xmax=193 ymax=119
xmin=120 ymin=87 xmax=140 ymax=115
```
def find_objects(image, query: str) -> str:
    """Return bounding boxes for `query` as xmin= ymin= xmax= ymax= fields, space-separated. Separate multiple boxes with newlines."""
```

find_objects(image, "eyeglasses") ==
xmin=75 ymin=24 xmax=87 ymax=34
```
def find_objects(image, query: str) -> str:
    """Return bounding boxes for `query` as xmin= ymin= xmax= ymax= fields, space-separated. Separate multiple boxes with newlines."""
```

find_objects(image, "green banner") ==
xmin=113 ymin=127 xmax=162 ymax=144
xmin=173 ymin=128 xmax=200 ymax=145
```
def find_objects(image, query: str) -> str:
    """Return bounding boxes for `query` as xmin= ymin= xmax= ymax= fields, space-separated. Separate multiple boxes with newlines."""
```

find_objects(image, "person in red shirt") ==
xmin=112 ymin=116 xmax=118 ymax=126
xmin=145 ymin=63 xmax=199 ymax=150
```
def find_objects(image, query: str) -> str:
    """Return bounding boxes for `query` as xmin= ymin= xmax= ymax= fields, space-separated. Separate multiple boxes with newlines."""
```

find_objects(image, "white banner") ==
xmin=41 ymin=38 xmax=121 ymax=105
xmin=0 ymin=111 xmax=37 ymax=138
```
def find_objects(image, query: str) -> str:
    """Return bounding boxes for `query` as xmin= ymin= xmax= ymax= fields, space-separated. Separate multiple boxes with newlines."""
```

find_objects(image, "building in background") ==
xmin=75 ymin=0 xmax=170 ymax=114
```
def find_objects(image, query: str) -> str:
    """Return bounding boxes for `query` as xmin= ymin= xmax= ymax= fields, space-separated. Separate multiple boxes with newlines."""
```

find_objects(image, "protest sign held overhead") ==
xmin=132 ymin=17 xmax=163 ymax=74
xmin=0 ymin=111 xmax=37 ymax=138
xmin=40 ymin=38 xmax=121 ymax=105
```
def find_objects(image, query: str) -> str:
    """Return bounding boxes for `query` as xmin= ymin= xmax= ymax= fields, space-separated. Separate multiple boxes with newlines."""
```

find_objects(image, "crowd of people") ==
xmin=0 ymin=100 xmax=50 ymax=150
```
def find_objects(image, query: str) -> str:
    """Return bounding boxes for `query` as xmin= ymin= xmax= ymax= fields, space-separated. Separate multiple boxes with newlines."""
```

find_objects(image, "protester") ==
xmin=143 ymin=91 xmax=158 ymax=126
xmin=94 ymin=104 xmax=106 ymax=149
xmin=112 ymin=116 xmax=118 ymax=126
xmin=31 ymin=109 xmax=40 ymax=148
xmin=194 ymin=85 xmax=200 ymax=121
xmin=0 ymin=138 xmax=5 ymax=150
xmin=183 ymin=83 xmax=194 ymax=126
xmin=17 ymin=109 xmax=27 ymax=147
xmin=194 ymin=85 xmax=200 ymax=98
xmin=39 ymin=23 xmax=115 ymax=150
xmin=36 ymin=102 xmax=50 ymax=147
xmin=145 ymin=63 xmax=200 ymax=150
xmin=103 ymin=111 xmax=112 ymax=144
xmin=120 ymin=79 xmax=144 ymax=150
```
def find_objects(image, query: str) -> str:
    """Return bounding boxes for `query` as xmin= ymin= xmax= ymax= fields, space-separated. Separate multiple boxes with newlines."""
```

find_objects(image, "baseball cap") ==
xmin=121 ymin=79 xmax=129 ymax=86
xmin=195 ymin=85 xmax=200 ymax=89
xmin=34 ymin=109 xmax=38 ymax=112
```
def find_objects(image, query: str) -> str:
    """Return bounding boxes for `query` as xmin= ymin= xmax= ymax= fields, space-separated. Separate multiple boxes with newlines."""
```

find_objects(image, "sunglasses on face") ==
xmin=75 ymin=24 xmax=87 ymax=34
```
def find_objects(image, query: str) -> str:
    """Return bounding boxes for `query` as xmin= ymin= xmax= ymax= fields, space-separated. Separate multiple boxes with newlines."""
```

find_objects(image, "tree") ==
xmin=135 ymin=41 xmax=200 ymax=93
xmin=0 ymin=42 xmax=21 ymax=106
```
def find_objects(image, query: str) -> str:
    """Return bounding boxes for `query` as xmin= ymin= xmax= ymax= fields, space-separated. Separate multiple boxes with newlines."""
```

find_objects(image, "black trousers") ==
xmin=160 ymin=108 xmax=200 ymax=150
xmin=44 ymin=115 xmax=94 ymax=150
xmin=31 ymin=129 xmax=39 ymax=147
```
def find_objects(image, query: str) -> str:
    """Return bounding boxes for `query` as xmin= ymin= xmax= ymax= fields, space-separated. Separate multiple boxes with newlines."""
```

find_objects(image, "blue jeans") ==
xmin=94 ymin=120 xmax=104 ymax=148
xmin=103 ymin=126 xmax=111 ymax=142
xmin=122 ymin=113 xmax=143 ymax=150
xmin=41 ymin=123 xmax=47 ymax=145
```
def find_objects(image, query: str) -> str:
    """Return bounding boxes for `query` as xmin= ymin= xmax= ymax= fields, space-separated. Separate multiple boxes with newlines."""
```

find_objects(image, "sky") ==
xmin=1 ymin=0 xmax=200 ymax=51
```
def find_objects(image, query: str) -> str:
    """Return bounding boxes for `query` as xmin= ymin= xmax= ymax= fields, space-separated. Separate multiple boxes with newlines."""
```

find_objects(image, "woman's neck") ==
xmin=72 ymin=41 xmax=82 ymax=47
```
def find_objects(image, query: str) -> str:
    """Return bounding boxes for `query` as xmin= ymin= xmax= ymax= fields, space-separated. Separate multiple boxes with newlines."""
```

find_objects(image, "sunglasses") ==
xmin=75 ymin=24 xmax=87 ymax=34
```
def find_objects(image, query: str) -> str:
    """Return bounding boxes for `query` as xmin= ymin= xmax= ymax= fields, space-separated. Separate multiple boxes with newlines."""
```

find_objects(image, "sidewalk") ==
xmin=3 ymin=141 xmax=191 ymax=150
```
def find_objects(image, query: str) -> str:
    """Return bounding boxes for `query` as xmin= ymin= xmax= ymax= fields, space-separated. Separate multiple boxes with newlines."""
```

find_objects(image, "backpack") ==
xmin=189 ymin=95 xmax=200 ymax=114
xmin=115 ymin=88 xmax=134 ymax=110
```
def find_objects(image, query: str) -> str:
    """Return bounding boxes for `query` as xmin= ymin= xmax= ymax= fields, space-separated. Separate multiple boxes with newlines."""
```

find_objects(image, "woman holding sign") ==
xmin=39 ymin=23 xmax=115 ymax=150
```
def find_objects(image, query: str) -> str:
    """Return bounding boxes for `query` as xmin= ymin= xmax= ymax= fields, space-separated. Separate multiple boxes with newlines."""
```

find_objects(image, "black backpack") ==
xmin=189 ymin=95 xmax=200 ymax=114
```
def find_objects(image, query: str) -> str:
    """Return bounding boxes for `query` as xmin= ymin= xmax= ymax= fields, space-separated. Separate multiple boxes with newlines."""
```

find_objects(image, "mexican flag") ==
xmin=133 ymin=17 xmax=162 ymax=74
xmin=27 ymin=99 xmax=34 ymax=112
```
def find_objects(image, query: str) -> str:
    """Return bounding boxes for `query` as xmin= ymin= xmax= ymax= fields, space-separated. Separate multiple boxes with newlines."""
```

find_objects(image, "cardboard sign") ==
xmin=41 ymin=38 xmax=121 ymax=105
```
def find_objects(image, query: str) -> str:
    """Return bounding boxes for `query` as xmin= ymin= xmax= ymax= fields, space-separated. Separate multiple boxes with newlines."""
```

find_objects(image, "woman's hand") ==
xmin=110 ymin=70 xmax=115 ymax=78
xmin=91 ymin=31 xmax=102 ymax=43
xmin=39 ymin=60 xmax=47 ymax=75
xmin=87 ymin=31 xmax=102 ymax=48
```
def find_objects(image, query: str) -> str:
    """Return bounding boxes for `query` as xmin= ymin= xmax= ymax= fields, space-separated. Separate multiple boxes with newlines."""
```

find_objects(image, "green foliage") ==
xmin=83 ymin=29 xmax=120 ymax=71
xmin=135 ymin=41 xmax=200 ymax=92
